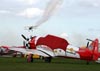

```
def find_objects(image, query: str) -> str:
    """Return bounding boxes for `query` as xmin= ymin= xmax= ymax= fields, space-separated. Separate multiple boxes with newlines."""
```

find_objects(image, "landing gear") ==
xmin=86 ymin=61 xmax=89 ymax=65
xmin=44 ymin=57 xmax=52 ymax=63
xmin=27 ymin=54 xmax=33 ymax=62
xmin=26 ymin=54 xmax=52 ymax=63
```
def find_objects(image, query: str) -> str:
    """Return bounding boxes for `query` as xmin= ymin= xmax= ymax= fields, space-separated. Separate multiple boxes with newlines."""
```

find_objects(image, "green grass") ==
xmin=0 ymin=57 xmax=100 ymax=71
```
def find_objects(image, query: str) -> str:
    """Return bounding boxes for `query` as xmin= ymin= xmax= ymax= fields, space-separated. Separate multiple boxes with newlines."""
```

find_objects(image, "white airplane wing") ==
xmin=8 ymin=47 xmax=49 ymax=57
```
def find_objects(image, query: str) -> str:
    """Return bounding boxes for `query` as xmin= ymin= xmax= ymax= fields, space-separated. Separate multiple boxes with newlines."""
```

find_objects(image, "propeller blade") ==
xmin=86 ymin=39 xmax=93 ymax=42
xmin=23 ymin=41 xmax=26 ymax=46
xmin=86 ymin=42 xmax=89 ymax=48
xmin=21 ymin=34 xmax=29 ymax=41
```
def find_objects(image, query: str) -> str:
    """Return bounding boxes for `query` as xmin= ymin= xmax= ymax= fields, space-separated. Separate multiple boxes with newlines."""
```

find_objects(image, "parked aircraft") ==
xmin=7 ymin=34 xmax=100 ymax=64
xmin=0 ymin=46 xmax=24 ymax=57
xmin=0 ymin=46 xmax=9 ymax=55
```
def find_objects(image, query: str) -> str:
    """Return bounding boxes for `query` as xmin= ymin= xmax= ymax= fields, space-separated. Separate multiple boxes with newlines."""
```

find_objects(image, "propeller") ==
xmin=86 ymin=38 xmax=96 ymax=48
xmin=21 ymin=34 xmax=30 ymax=49
xmin=86 ymin=39 xmax=92 ymax=48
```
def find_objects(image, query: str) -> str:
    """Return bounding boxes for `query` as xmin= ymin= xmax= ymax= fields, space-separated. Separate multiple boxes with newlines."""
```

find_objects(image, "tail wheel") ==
xmin=44 ymin=57 xmax=52 ymax=63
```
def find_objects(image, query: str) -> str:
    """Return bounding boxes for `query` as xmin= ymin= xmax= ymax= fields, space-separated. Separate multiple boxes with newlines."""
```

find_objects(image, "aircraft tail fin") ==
xmin=88 ymin=39 xmax=99 ymax=60
xmin=93 ymin=39 xmax=99 ymax=60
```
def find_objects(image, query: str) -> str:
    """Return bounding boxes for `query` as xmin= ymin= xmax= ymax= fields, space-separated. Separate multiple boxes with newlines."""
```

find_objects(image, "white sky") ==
xmin=0 ymin=0 xmax=100 ymax=46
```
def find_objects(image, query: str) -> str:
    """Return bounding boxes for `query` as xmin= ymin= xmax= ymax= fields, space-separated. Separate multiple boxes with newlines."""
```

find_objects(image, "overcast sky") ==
xmin=0 ymin=0 xmax=100 ymax=46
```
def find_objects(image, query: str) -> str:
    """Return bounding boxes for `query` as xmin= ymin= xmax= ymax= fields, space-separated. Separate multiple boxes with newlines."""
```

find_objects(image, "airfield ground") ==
xmin=0 ymin=57 xmax=100 ymax=71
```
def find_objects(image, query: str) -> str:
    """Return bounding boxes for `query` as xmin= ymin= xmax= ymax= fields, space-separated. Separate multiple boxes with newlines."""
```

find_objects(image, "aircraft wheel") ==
xmin=12 ymin=53 xmax=17 ymax=57
xmin=27 ymin=54 xmax=33 ymax=62
xmin=86 ymin=61 xmax=89 ymax=65
xmin=44 ymin=57 xmax=52 ymax=63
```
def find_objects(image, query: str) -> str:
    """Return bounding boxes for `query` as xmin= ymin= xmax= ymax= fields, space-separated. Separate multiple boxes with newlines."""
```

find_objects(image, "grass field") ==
xmin=0 ymin=57 xmax=100 ymax=71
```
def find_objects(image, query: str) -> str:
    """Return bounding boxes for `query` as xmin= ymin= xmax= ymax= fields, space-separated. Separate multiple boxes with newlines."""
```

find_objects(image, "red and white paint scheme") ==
xmin=8 ymin=34 xmax=100 ymax=63
xmin=0 ymin=46 xmax=25 ymax=57
xmin=0 ymin=46 xmax=9 ymax=55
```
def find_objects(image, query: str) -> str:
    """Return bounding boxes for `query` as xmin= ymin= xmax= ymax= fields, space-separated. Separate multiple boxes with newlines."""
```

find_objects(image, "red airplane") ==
xmin=8 ymin=34 xmax=100 ymax=64
xmin=0 ymin=46 xmax=25 ymax=57
xmin=0 ymin=46 xmax=9 ymax=55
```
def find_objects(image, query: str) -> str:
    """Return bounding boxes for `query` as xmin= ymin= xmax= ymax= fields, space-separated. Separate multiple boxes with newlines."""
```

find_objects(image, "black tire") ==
xmin=44 ymin=57 xmax=52 ymax=63
xmin=86 ymin=61 xmax=89 ymax=65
